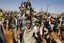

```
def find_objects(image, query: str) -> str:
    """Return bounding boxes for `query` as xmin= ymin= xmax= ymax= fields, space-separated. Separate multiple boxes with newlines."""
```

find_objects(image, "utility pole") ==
xmin=47 ymin=5 xmax=49 ymax=15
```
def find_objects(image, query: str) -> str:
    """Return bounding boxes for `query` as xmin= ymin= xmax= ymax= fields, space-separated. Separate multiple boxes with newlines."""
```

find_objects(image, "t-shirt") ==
xmin=33 ymin=26 xmax=43 ymax=37
xmin=22 ymin=27 xmax=36 ymax=43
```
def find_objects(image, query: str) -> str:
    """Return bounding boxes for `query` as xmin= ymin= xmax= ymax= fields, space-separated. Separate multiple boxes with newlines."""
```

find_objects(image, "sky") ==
xmin=0 ymin=0 xmax=64 ymax=13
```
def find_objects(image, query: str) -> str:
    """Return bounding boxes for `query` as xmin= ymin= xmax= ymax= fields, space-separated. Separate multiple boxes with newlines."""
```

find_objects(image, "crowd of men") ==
xmin=0 ymin=0 xmax=64 ymax=43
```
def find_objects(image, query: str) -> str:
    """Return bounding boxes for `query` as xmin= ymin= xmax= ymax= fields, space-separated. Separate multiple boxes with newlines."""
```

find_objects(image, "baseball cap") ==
xmin=26 ymin=20 xmax=31 ymax=24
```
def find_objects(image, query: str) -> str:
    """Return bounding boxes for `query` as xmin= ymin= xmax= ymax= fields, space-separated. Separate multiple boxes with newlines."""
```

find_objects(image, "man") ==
xmin=44 ymin=16 xmax=62 ymax=43
xmin=21 ymin=20 xmax=36 ymax=43
xmin=26 ymin=0 xmax=31 ymax=9
xmin=33 ymin=20 xmax=46 ymax=43
xmin=0 ymin=9 xmax=6 ymax=43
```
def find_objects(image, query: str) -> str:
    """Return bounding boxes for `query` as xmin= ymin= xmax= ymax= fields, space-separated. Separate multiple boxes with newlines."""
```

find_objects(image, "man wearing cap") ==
xmin=20 ymin=20 xmax=36 ymax=43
